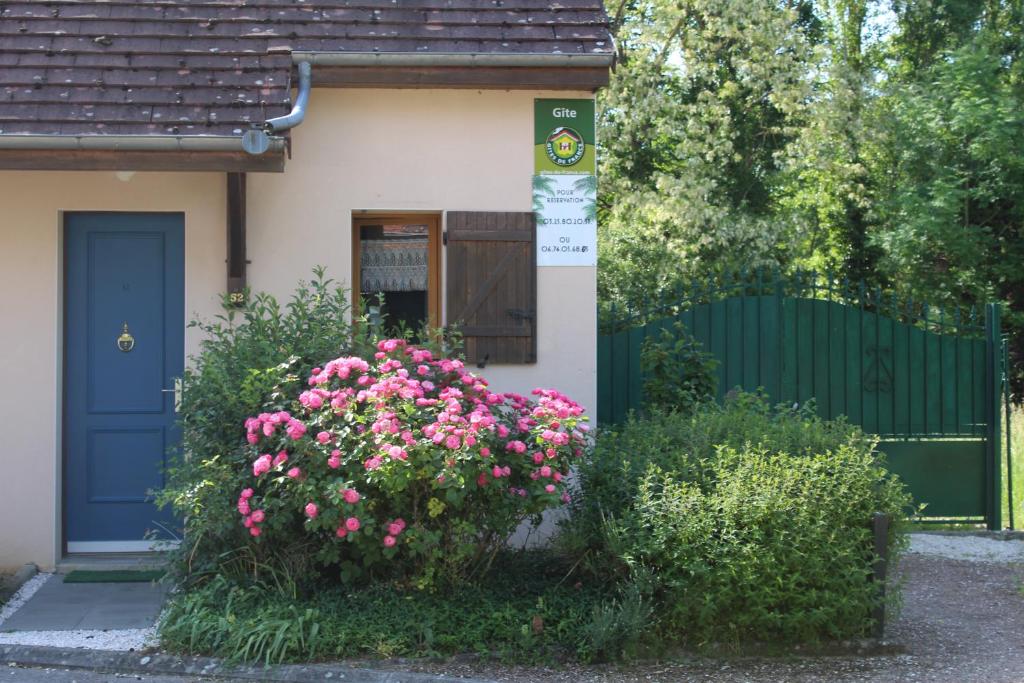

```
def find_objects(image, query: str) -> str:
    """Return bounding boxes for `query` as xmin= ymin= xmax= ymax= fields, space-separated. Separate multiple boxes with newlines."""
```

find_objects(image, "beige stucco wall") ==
xmin=0 ymin=88 xmax=596 ymax=571
xmin=0 ymin=173 xmax=226 ymax=571
xmin=248 ymin=88 xmax=597 ymax=410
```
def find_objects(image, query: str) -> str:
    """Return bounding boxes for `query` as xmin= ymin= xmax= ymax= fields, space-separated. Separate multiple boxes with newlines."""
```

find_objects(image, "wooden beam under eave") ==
xmin=0 ymin=149 xmax=286 ymax=173
xmin=310 ymin=66 xmax=610 ymax=90
xmin=226 ymin=172 xmax=247 ymax=303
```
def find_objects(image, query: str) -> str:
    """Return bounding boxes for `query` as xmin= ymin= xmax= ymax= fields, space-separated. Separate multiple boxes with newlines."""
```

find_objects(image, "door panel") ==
xmin=65 ymin=213 xmax=184 ymax=547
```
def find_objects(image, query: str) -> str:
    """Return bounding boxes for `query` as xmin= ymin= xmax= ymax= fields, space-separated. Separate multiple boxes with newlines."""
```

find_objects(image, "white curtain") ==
xmin=360 ymin=238 xmax=428 ymax=292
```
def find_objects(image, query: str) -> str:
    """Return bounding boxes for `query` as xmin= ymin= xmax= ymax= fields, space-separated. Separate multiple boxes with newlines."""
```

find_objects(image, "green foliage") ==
xmin=157 ymin=267 xmax=376 ymax=582
xmin=639 ymin=321 xmax=718 ymax=414
xmin=564 ymin=393 xmax=911 ymax=645
xmin=158 ymin=552 xmax=650 ymax=664
xmin=597 ymin=0 xmax=821 ymax=314
xmin=600 ymin=0 xmax=1024 ymax=397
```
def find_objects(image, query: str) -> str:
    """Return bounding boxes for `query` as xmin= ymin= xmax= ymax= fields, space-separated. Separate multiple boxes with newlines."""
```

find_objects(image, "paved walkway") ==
xmin=1 ymin=577 xmax=167 ymax=632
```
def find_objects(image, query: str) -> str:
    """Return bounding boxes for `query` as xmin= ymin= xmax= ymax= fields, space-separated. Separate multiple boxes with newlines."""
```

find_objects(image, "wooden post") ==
xmin=871 ymin=512 xmax=890 ymax=639
xmin=226 ymin=172 xmax=247 ymax=306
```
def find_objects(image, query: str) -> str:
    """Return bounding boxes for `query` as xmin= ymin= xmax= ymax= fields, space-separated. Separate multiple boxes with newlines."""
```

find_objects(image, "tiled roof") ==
xmin=0 ymin=1 xmax=612 ymax=137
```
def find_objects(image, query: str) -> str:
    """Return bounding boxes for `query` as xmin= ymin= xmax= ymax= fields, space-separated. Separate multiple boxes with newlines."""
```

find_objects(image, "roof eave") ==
xmin=293 ymin=51 xmax=614 ymax=90
xmin=290 ymin=52 xmax=615 ymax=68
xmin=0 ymin=134 xmax=286 ymax=172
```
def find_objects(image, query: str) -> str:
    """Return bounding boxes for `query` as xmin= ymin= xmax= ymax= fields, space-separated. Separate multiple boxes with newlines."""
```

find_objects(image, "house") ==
xmin=0 ymin=0 xmax=613 ymax=570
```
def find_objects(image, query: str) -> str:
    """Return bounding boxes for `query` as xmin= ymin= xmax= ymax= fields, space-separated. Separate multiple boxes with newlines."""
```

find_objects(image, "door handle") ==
xmin=161 ymin=378 xmax=182 ymax=413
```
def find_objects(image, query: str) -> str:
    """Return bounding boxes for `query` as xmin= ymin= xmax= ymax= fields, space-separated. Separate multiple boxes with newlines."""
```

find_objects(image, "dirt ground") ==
xmin=392 ymin=551 xmax=1024 ymax=683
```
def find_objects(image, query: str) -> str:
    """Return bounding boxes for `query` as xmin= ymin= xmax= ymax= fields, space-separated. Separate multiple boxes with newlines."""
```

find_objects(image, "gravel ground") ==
xmin=0 ymin=574 xmax=157 ymax=652
xmin=382 ymin=533 xmax=1024 ymax=683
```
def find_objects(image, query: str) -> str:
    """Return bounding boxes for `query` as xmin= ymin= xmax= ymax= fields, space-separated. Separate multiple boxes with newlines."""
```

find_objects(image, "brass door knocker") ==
xmin=117 ymin=322 xmax=135 ymax=352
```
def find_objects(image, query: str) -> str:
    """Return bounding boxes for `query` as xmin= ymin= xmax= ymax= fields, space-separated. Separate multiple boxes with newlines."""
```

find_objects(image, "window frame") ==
xmin=351 ymin=212 xmax=443 ymax=331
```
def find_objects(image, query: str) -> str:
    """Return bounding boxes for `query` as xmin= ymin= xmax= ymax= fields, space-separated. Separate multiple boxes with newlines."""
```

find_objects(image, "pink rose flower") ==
xmin=287 ymin=467 xmax=301 ymax=479
xmin=316 ymin=431 xmax=331 ymax=444
xmin=250 ymin=509 xmax=266 ymax=523
xmin=383 ymin=535 xmax=397 ymax=548
xmin=304 ymin=502 xmax=318 ymax=519
xmin=241 ymin=488 xmax=254 ymax=499
xmin=345 ymin=516 xmax=361 ymax=532
xmin=249 ymin=526 xmax=262 ymax=537
xmin=336 ymin=527 xmax=348 ymax=538
xmin=252 ymin=454 xmax=272 ymax=477
xmin=342 ymin=488 xmax=361 ymax=504
xmin=545 ymin=484 xmax=556 ymax=493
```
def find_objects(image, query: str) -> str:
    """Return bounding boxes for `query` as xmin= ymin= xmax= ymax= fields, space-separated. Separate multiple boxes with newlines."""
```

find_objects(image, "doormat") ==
xmin=63 ymin=570 xmax=165 ymax=583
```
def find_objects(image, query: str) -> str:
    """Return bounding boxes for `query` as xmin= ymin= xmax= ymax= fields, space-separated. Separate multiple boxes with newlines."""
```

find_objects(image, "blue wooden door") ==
xmin=64 ymin=213 xmax=184 ymax=549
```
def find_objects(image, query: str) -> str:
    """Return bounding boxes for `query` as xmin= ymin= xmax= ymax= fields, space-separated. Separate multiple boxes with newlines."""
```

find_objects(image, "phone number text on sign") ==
xmin=533 ymin=174 xmax=597 ymax=267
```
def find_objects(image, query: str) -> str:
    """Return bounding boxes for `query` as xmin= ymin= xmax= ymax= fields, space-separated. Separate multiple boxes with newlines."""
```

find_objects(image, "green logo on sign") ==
xmin=545 ymin=127 xmax=585 ymax=167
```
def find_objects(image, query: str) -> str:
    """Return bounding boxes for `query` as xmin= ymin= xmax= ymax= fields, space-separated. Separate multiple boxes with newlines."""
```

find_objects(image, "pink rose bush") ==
xmin=236 ymin=339 xmax=591 ymax=583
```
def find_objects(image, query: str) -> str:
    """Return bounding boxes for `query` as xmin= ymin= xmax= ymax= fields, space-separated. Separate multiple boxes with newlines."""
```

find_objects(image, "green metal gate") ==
xmin=597 ymin=273 xmax=1006 ymax=529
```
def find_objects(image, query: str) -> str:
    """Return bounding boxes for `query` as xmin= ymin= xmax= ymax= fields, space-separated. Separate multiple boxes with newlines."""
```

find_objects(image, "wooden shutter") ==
xmin=446 ymin=211 xmax=536 ymax=365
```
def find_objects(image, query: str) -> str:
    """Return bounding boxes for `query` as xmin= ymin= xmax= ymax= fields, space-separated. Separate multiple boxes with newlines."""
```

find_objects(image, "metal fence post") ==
xmin=986 ymin=303 xmax=1003 ymax=530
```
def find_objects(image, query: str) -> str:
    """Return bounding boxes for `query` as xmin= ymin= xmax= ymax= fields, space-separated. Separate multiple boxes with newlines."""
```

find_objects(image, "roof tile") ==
xmin=0 ymin=0 xmax=611 ymax=137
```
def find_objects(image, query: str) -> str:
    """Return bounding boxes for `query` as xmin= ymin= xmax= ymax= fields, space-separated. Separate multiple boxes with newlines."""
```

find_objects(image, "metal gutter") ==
xmin=290 ymin=52 xmax=615 ymax=68
xmin=263 ymin=61 xmax=312 ymax=133
xmin=0 ymin=134 xmax=286 ymax=153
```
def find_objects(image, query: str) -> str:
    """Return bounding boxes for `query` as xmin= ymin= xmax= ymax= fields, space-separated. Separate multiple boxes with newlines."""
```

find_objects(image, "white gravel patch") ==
xmin=909 ymin=533 xmax=1024 ymax=563
xmin=0 ymin=627 xmax=156 ymax=651
xmin=0 ymin=572 xmax=160 ymax=651
xmin=0 ymin=573 xmax=50 ymax=628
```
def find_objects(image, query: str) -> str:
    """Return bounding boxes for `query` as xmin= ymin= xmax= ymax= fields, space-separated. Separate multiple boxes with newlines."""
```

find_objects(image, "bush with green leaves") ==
xmin=639 ymin=320 xmax=718 ymax=414
xmin=157 ymin=268 xmax=379 ymax=580
xmin=563 ymin=393 xmax=911 ymax=645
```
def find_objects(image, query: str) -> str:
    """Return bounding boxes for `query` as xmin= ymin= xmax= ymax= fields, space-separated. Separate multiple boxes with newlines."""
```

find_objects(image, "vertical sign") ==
xmin=533 ymin=98 xmax=597 ymax=266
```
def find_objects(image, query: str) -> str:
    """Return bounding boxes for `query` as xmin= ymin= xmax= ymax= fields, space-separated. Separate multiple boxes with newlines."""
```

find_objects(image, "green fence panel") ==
xmin=759 ymin=295 xmax=780 ymax=401
xmin=893 ymin=316 xmax=910 ymax=435
xmin=879 ymin=440 xmax=987 ymax=519
xmin=597 ymin=275 xmax=1003 ymax=526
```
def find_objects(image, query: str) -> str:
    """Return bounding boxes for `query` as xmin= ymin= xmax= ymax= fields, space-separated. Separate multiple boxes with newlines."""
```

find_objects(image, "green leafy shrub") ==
xmin=157 ymin=268 xmax=378 ymax=581
xmin=563 ymin=393 xmax=911 ymax=645
xmin=639 ymin=321 xmax=718 ymax=414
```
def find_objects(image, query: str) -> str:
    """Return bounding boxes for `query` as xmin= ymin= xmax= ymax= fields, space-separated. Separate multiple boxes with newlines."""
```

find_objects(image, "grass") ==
xmin=158 ymin=551 xmax=650 ymax=665
xmin=1001 ymin=404 xmax=1024 ymax=530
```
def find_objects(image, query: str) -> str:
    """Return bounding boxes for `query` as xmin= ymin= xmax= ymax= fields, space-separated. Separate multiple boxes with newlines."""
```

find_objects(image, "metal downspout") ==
xmin=264 ymin=61 xmax=312 ymax=133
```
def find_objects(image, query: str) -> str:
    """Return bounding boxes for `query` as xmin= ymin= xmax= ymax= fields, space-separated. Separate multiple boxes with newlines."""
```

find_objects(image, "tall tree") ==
xmin=597 ymin=0 xmax=821 ymax=314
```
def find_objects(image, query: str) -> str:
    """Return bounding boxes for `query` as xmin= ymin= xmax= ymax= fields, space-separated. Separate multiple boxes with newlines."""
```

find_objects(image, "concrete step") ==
xmin=57 ymin=553 xmax=170 ymax=573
